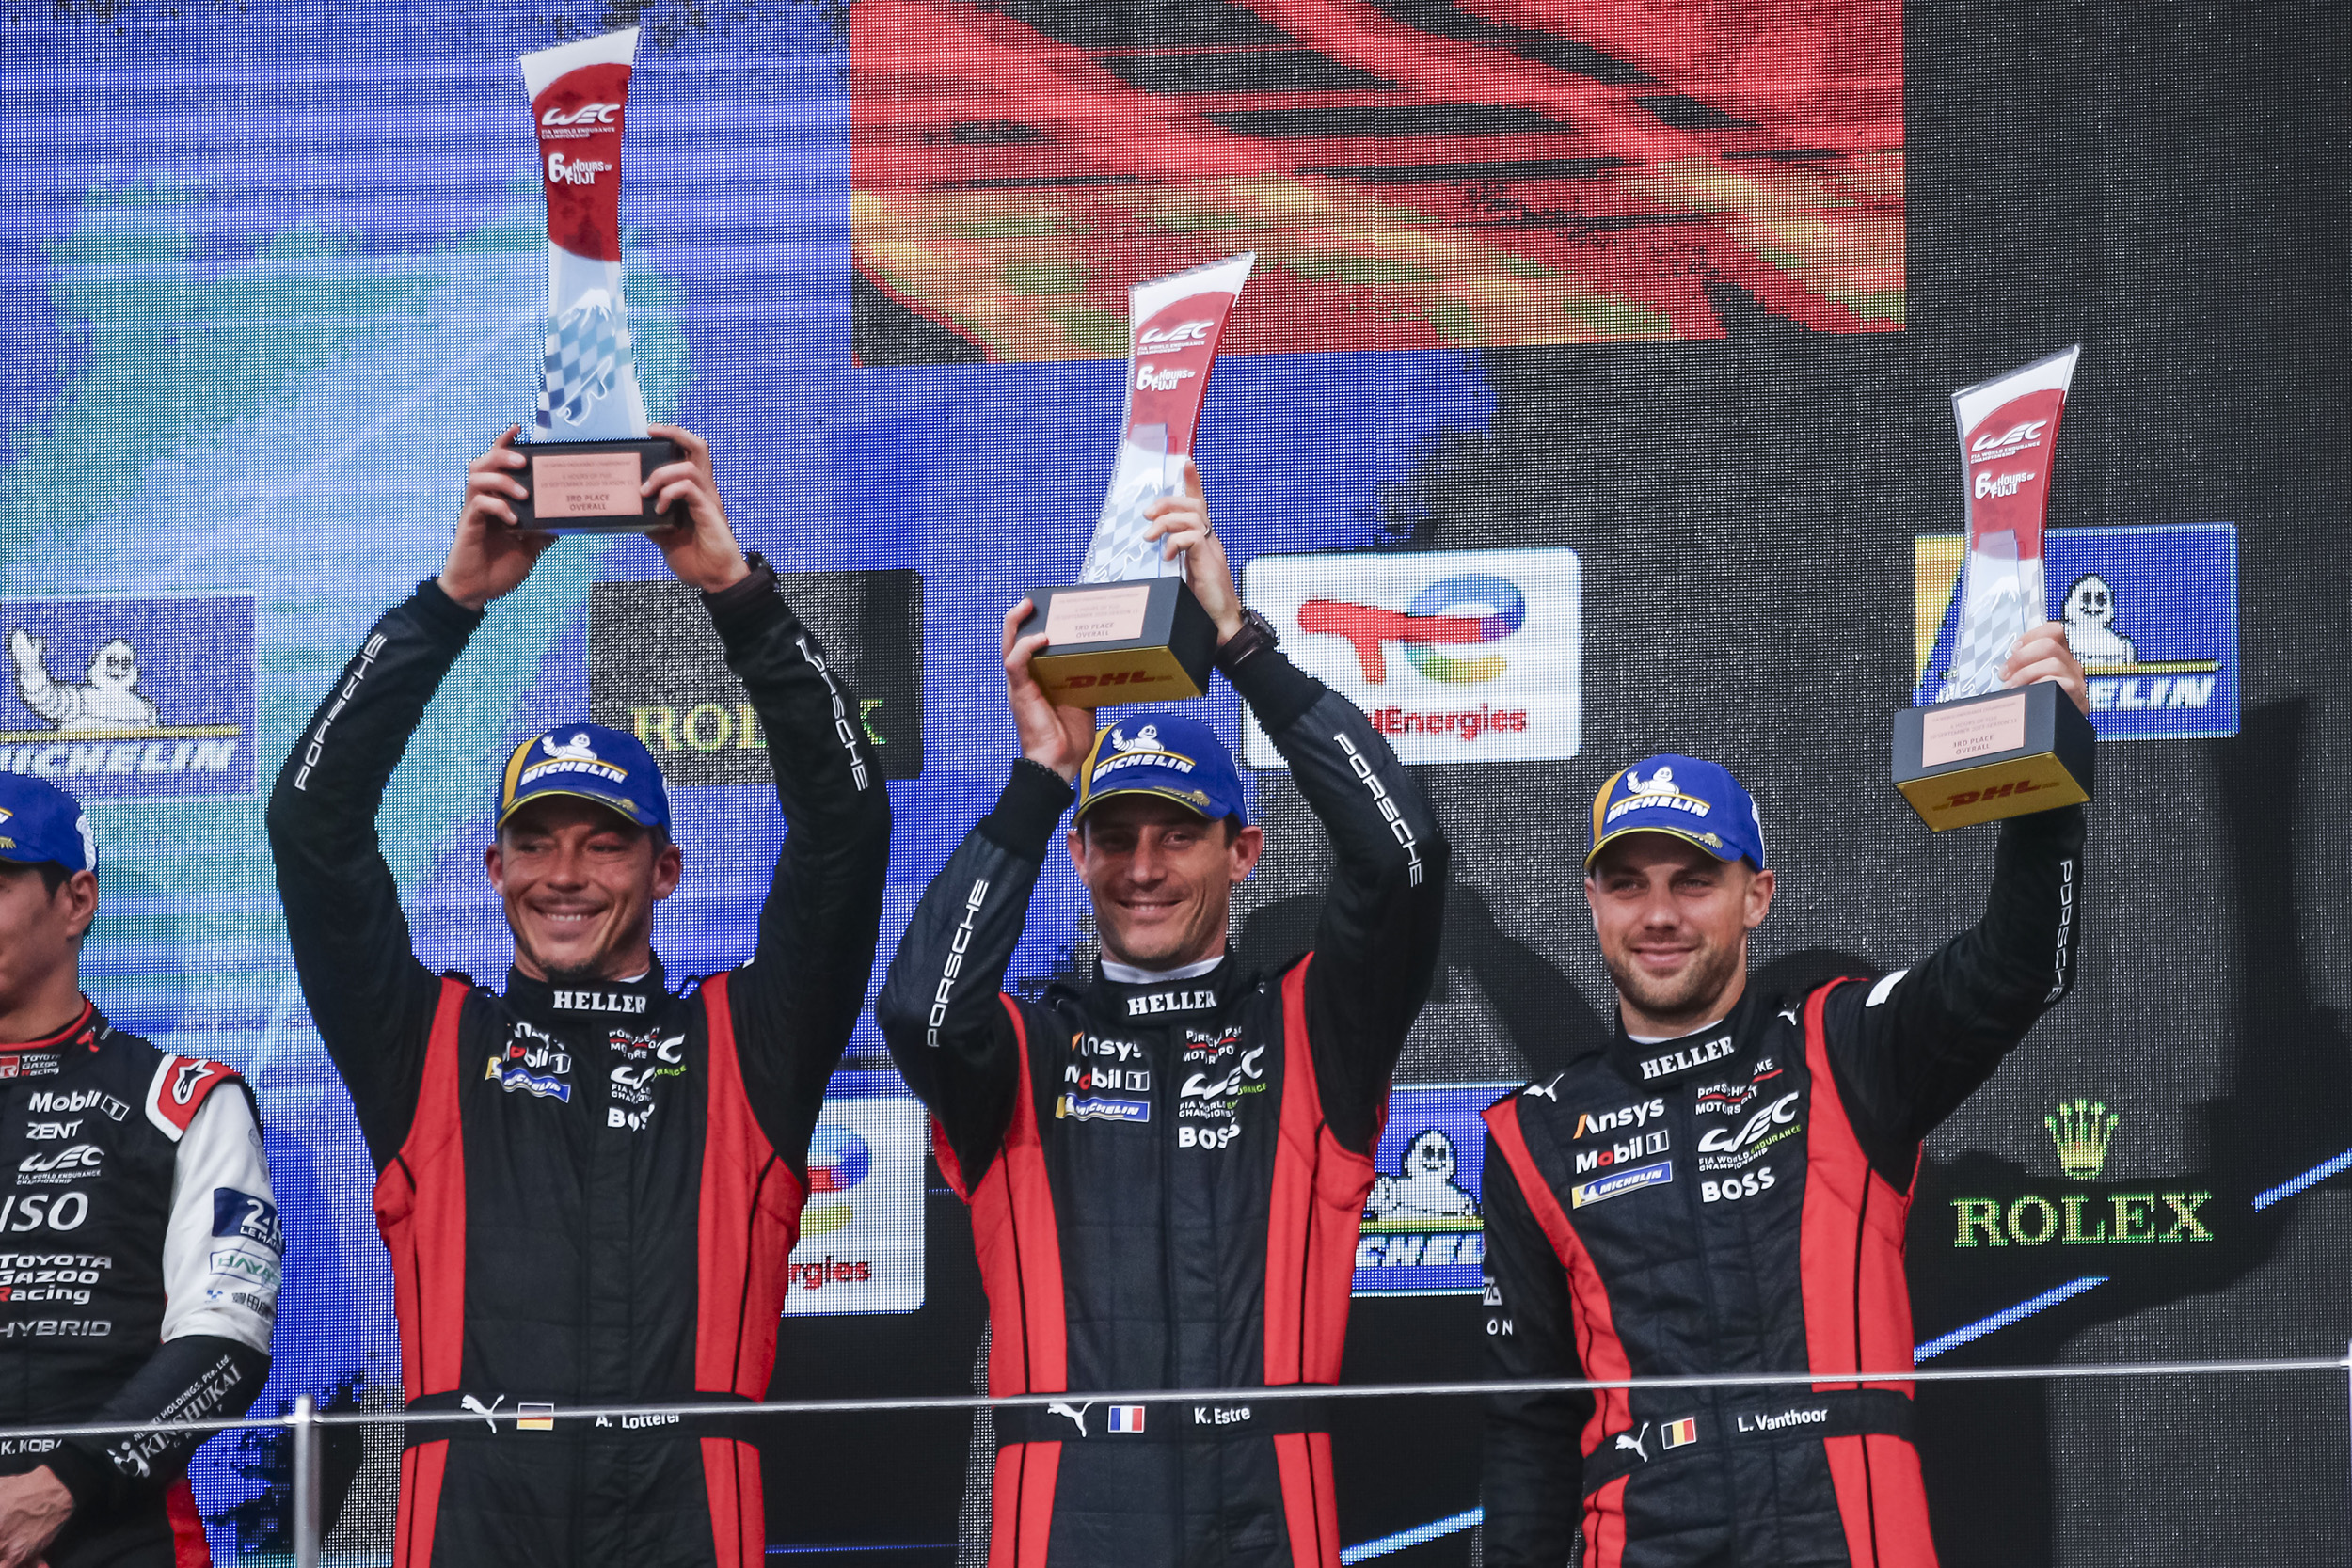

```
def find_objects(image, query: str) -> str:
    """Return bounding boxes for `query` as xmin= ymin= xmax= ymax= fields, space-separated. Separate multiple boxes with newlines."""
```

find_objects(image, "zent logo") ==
xmin=1296 ymin=575 xmax=1527 ymax=686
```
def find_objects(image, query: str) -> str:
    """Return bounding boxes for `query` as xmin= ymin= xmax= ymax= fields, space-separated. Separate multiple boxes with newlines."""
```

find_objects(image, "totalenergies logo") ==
xmin=1296 ymin=574 xmax=1527 ymax=685
xmin=800 ymin=1123 xmax=872 ymax=1238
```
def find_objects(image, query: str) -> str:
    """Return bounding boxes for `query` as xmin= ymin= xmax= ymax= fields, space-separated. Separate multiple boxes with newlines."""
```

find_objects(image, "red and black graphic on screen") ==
xmin=850 ymin=0 xmax=1900 ymax=363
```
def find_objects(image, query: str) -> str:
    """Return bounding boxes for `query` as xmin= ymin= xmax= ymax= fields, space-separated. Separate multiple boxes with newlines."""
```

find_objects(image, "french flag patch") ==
xmin=1106 ymin=1405 xmax=1147 ymax=1433
xmin=1661 ymin=1417 xmax=1698 ymax=1449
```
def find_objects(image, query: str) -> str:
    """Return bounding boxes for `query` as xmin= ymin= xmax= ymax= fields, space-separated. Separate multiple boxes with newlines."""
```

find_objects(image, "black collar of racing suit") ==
xmin=1607 ymin=984 xmax=1765 ymax=1088
xmin=501 ymin=962 xmax=674 ymax=1032
xmin=1057 ymin=950 xmax=1252 ymax=1029
xmin=0 ymin=994 xmax=103 ymax=1058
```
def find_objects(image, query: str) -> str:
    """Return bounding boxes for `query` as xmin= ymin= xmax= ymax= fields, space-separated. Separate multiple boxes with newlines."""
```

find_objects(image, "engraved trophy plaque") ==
xmin=507 ymin=27 xmax=678 ymax=533
xmin=1893 ymin=345 xmax=2097 ymax=831
xmin=1018 ymin=252 xmax=1256 ymax=705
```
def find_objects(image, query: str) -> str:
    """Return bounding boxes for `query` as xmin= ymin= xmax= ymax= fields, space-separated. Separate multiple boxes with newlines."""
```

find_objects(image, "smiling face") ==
xmin=1584 ymin=833 xmax=1773 ymax=1037
xmin=1068 ymin=794 xmax=1263 ymax=974
xmin=485 ymin=796 xmax=680 ymax=983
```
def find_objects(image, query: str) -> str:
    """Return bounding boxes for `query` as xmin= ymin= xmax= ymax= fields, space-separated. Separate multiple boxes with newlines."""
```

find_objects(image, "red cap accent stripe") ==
xmin=1482 ymin=1096 xmax=1635 ymax=1456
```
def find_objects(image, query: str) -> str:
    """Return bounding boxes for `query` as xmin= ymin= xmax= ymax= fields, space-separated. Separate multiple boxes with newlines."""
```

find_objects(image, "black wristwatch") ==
xmin=1213 ymin=607 xmax=1280 ymax=674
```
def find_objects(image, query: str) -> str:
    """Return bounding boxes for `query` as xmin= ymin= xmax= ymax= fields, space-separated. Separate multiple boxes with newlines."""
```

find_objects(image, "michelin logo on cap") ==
xmin=1074 ymin=713 xmax=1248 ymax=826
xmin=498 ymin=723 xmax=671 ymax=832
xmin=1588 ymin=754 xmax=1765 ymax=870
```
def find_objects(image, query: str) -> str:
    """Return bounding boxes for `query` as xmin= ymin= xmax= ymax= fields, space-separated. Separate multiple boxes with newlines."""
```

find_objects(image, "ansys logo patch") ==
xmin=0 ymin=595 xmax=257 ymax=800
xmin=1914 ymin=523 xmax=2237 ymax=741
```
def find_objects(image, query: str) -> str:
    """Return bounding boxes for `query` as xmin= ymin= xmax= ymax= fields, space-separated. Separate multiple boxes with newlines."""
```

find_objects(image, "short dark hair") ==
xmin=35 ymin=863 xmax=72 ymax=898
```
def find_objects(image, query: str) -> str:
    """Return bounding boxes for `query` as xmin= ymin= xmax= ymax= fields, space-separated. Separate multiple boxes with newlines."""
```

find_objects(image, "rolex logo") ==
xmin=2045 ymin=1099 xmax=2118 ymax=1180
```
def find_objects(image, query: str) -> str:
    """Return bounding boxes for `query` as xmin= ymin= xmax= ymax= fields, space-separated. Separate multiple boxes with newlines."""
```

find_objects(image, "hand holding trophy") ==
xmin=1017 ymin=253 xmax=1256 ymax=705
xmin=503 ymin=27 xmax=682 ymax=533
xmin=1893 ymin=346 xmax=2099 ymax=830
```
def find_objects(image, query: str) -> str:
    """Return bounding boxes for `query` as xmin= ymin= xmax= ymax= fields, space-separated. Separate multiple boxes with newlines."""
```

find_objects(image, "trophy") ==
xmin=1018 ymin=253 xmax=1257 ymax=705
xmin=1893 ymin=345 xmax=2096 ymax=831
xmin=506 ymin=28 xmax=678 ymax=533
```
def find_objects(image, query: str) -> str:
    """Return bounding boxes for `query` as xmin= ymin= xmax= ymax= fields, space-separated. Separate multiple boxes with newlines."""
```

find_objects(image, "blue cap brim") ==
xmin=1585 ymin=820 xmax=1745 ymax=869
xmin=496 ymin=787 xmax=661 ymax=832
xmin=1073 ymin=783 xmax=1221 ymax=822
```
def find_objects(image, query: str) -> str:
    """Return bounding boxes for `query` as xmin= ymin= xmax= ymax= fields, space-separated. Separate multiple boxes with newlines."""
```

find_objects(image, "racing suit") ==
xmin=1479 ymin=803 xmax=2086 ymax=1568
xmin=0 ymin=1001 xmax=278 ymax=1568
xmin=264 ymin=562 xmax=890 ymax=1568
xmin=876 ymin=647 xmax=1448 ymax=1568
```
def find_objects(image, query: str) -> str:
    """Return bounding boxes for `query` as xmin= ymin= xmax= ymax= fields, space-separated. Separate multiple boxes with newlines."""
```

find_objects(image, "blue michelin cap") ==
xmin=1074 ymin=713 xmax=1248 ymax=826
xmin=0 ymin=775 xmax=97 ymax=874
xmin=497 ymin=723 xmax=671 ymax=834
xmin=1588 ymin=754 xmax=1766 ymax=870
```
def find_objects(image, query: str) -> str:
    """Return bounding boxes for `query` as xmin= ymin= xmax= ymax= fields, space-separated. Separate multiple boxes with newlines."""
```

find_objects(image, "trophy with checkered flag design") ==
xmin=1015 ymin=252 xmax=1255 ymax=705
xmin=1892 ymin=345 xmax=2097 ymax=831
xmin=504 ymin=27 xmax=679 ymax=533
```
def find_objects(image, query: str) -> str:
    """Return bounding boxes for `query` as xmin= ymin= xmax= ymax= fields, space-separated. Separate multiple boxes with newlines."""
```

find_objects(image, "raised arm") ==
xmin=877 ymin=599 xmax=1090 ymax=1191
xmin=1143 ymin=463 xmax=1450 ymax=1154
xmin=702 ymin=552 xmax=894 ymax=1169
xmin=1825 ymin=623 xmax=2093 ymax=1179
xmin=266 ymin=427 xmax=546 ymax=1169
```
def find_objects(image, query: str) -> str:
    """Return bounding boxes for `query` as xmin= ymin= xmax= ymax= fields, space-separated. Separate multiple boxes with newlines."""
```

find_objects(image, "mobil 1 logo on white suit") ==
xmin=0 ymin=594 xmax=256 ymax=799
xmin=1241 ymin=549 xmax=1581 ymax=768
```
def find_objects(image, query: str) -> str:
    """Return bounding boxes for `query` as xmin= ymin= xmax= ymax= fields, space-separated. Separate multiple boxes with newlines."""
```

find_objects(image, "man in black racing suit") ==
xmin=1479 ymin=623 xmax=2092 ymax=1568
xmin=0 ymin=773 xmax=278 ymax=1568
xmin=877 ymin=463 xmax=1449 ymax=1568
xmin=265 ymin=425 xmax=891 ymax=1568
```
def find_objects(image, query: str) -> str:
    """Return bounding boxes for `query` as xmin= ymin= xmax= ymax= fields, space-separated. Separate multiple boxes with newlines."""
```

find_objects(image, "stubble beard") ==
xmin=1606 ymin=935 xmax=1744 ymax=1034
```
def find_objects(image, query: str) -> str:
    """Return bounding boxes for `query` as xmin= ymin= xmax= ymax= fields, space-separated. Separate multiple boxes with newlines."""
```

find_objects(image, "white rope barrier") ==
xmin=4 ymin=1350 xmax=2345 ymax=1446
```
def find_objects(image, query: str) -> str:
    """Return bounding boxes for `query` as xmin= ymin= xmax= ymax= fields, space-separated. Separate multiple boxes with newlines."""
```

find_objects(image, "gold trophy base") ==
xmin=1019 ymin=578 xmax=1216 ymax=706
xmin=511 ymin=438 xmax=683 ymax=535
xmin=1892 ymin=680 xmax=2095 ymax=832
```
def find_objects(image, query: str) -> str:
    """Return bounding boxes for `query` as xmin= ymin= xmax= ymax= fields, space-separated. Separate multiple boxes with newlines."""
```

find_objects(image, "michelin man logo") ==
xmin=545 ymin=732 xmax=600 ymax=763
xmin=1110 ymin=724 xmax=1162 ymax=754
xmin=8 ymin=631 xmax=160 ymax=733
xmin=1367 ymin=1130 xmax=1480 ymax=1221
xmin=2060 ymin=574 xmax=2137 ymax=664
xmin=1627 ymin=766 xmax=1676 ymax=796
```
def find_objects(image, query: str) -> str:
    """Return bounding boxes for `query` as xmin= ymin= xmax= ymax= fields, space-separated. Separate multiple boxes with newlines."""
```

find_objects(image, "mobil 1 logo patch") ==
xmin=588 ymin=571 xmax=924 ymax=784
xmin=0 ymin=594 xmax=256 ymax=800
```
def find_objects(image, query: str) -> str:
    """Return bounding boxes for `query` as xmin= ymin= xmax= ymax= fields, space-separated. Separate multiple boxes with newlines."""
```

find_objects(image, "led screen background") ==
xmin=1 ymin=2 xmax=2346 ymax=1564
